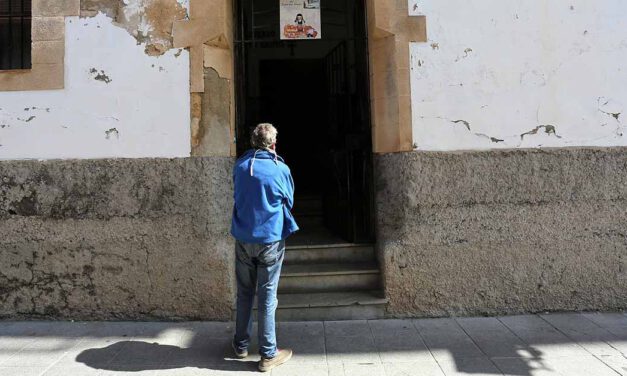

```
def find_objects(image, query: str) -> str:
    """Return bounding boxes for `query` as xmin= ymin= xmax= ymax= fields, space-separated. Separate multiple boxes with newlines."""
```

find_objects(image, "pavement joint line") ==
xmin=365 ymin=320 xmax=384 ymax=369
xmin=493 ymin=315 xmax=547 ymax=374
xmin=453 ymin=317 xmax=505 ymax=376
xmin=579 ymin=311 xmax=627 ymax=355
xmin=409 ymin=318 xmax=447 ymax=376
xmin=321 ymin=321 xmax=329 ymax=372
xmin=537 ymin=313 xmax=624 ymax=376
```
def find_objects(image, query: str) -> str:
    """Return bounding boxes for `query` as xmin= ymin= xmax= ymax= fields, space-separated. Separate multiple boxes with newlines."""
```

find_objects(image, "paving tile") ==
xmin=325 ymin=335 xmax=379 ymax=364
xmin=383 ymin=360 xmax=446 ymax=376
xmin=276 ymin=321 xmax=324 ymax=338
xmin=341 ymin=362 xmax=385 ymax=376
xmin=42 ymin=364 xmax=103 ymax=375
xmin=456 ymin=317 xmax=527 ymax=359
xmin=64 ymin=337 xmax=128 ymax=368
xmin=275 ymin=334 xmax=326 ymax=364
xmin=0 ymin=322 xmax=19 ymax=336
xmin=596 ymin=354 xmax=627 ymax=376
xmin=0 ymin=321 xmax=88 ymax=338
xmin=177 ymin=321 xmax=235 ymax=339
xmin=373 ymin=334 xmax=432 ymax=363
xmin=0 ymin=337 xmax=37 ymax=365
xmin=413 ymin=318 xmax=484 ymax=362
xmin=271 ymin=364 xmax=328 ymax=376
xmin=368 ymin=319 xmax=418 ymax=338
xmin=496 ymin=354 xmax=619 ymax=376
xmin=106 ymin=340 xmax=179 ymax=367
xmin=80 ymin=321 xmax=169 ymax=338
xmin=159 ymin=336 xmax=240 ymax=368
xmin=583 ymin=313 xmax=627 ymax=336
xmin=0 ymin=366 xmax=48 ymax=376
xmin=540 ymin=313 xmax=625 ymax=356
xmin=437 ymin=357 xmax=503 ymax=376
xmin=102 ymin=363 xmax=262 ymax=375
xmin=324 ymin=320 xmax=371 ymax=337
xmin=497 ymin=315 xmax=589 ymax=358
xmin=2 ymin=337 xmax=84 ymax=366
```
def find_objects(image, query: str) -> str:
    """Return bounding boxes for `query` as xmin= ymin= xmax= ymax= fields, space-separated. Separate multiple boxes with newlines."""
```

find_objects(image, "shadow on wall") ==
xmin=1 ymin=313 xmax=626 ymax=375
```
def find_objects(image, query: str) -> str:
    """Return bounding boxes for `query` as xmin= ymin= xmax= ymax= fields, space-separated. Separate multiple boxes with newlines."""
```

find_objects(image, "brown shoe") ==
xmin=258 ymin=348 xmax=293 ymax=372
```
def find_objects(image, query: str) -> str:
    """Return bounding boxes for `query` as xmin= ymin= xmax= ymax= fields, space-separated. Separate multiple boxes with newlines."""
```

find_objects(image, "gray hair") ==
xmin=251 ymin=123 xmax=277 ymax=149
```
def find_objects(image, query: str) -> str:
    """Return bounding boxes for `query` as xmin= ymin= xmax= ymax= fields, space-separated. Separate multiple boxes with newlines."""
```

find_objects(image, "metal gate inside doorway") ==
xmin=234 ymin=0 xmax=375 ymax=243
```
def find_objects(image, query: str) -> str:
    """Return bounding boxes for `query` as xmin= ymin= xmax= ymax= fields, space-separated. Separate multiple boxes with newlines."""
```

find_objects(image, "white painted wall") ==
xmin=410 ymin=0 xmax=627 ymax=150
xmin=0 ymin=13 xmax=190 ymax=160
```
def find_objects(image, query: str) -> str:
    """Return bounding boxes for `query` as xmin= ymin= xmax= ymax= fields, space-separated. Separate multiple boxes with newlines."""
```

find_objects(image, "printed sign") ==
xmin=280 ymin=0 xmax=321 ymax=40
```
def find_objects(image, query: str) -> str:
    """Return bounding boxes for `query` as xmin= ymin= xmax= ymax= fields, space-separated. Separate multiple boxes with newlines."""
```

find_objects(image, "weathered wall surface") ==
xmin=410 ymin=0 xmax=627 ymax=150
xmin=375 ymin=148 xmax=627 ymax=317
xmin=0 ymin=11 xmax=191 ymax=160
xmin=0 ymin=157 xmax=234 ymax=320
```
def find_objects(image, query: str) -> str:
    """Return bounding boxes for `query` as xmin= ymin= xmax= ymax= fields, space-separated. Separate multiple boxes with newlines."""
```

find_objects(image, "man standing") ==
xmin=230 ymin=123 xmax=298 ymax=372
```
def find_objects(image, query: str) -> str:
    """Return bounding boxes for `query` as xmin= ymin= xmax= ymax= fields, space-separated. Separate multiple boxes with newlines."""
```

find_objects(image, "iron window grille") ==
xmin=0 ymin=0 xmax=32 ymax=70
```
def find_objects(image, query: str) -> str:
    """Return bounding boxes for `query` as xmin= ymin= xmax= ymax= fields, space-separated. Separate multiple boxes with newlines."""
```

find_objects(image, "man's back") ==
xmin=231 ymin=148 xmax=299 ymax=244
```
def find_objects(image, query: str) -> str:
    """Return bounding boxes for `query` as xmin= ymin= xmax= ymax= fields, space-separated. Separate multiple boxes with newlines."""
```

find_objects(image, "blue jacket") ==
xmin=231 ymin=149 xmax=299 ymax=243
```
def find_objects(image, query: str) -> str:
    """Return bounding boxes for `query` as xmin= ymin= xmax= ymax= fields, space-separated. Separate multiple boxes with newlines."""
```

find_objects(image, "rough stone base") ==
xmin=0 ymin=157 xmax=234 ymax=320
xmin=374 ymin=148 xmax=627 ymax=317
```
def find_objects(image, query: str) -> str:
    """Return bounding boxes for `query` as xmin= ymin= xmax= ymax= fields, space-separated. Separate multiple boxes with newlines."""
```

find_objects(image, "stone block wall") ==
xmin=375 ymin=148 xmax=627 ymax=317
xmin=0 ymin=157 xmax=234 ymax=320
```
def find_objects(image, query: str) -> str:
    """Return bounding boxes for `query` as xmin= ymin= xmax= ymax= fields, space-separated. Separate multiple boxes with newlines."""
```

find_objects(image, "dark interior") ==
xmin=234 ymin=0 xmax=374 ymax=243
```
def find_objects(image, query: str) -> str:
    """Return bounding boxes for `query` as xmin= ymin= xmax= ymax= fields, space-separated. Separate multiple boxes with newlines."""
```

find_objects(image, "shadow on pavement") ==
xmin=76 ymin=340 xmax=258 ymax=372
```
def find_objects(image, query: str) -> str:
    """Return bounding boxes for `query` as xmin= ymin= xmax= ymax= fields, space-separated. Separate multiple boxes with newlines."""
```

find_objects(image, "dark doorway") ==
xmin=234 ymin=0 xmax=374 ymax=243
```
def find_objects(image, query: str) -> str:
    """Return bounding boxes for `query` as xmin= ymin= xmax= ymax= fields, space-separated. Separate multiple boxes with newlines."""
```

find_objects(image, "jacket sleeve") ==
xmin=283 ymin=169 xmax=295 ymax=210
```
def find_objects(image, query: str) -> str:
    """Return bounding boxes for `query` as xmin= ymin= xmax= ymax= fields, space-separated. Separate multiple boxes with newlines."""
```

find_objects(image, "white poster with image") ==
xmin=280 ymin=0 xmax=321 ymax=40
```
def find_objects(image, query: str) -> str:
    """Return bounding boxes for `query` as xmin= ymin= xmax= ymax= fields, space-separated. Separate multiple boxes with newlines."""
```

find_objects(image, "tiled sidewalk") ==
xmin=0 ymin=313 xmax=626 ymax=375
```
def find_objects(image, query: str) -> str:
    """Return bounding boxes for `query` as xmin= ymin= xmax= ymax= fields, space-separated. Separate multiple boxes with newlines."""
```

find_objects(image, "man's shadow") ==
xmin=76 ymin=340 xmax=258 ymax=372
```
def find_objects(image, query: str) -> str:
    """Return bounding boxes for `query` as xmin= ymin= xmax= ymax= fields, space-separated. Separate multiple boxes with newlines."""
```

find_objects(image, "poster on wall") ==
xmin=280 ymin=0 xmax=321 ymax=40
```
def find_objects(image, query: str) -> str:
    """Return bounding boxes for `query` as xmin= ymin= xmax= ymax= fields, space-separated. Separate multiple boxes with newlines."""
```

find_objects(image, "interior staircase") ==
xmin=255 ymin=194 xmax=387 ymax=321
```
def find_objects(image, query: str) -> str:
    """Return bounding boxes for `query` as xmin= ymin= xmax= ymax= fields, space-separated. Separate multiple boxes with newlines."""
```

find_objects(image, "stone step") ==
xmin=284 ymin=243 xmax=375 ymax=264
xmin=279 ymin=263 xmax=380 ymax=293
xmin=273 ymin=291 xmax=388 ymax=321
xmin=244 ymin=291 xmax=387 ymax=321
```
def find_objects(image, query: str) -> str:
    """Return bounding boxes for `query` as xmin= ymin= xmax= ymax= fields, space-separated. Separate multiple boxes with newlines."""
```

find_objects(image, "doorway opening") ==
xmin=234 ymin=0 xmax=374 ymax=244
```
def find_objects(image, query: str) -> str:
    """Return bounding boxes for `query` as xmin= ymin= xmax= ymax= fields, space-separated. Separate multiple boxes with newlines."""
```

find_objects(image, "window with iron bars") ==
xmin=0 ymin=0 xmax=32 ymax=70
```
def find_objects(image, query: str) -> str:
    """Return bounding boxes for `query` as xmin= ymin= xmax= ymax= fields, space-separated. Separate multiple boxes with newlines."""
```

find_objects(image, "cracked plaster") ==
xmin=410 ymin=0 xmax=627 ymax=150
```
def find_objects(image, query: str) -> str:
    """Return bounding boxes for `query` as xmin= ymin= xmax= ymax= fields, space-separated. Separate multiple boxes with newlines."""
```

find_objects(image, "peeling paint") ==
xmin=411 ymin=0 xmax=627 ymax=151
xmin=18 ymin=116 xmax=36 ymax=123
xmin=475 ymin=133 xmax=505 ymax=143
xmin=520 ymin=125 xmax=561 ymax=140
xmin=90 ymin=68 xmax=112 ymax=83
xmin=452 ymin=119 xmax=471 ymax=131
xmin=81 ymin=0 xmax=188 ymax=56
xmin=0 ymin=14 xmax=190 ymax=160
xmin=105 ymin=128 xmax=119 ymax=139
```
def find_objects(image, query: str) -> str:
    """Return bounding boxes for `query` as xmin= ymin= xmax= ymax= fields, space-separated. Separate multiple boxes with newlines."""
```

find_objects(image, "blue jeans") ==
xmin=233 ymin=239 xmax=285 ymax=359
